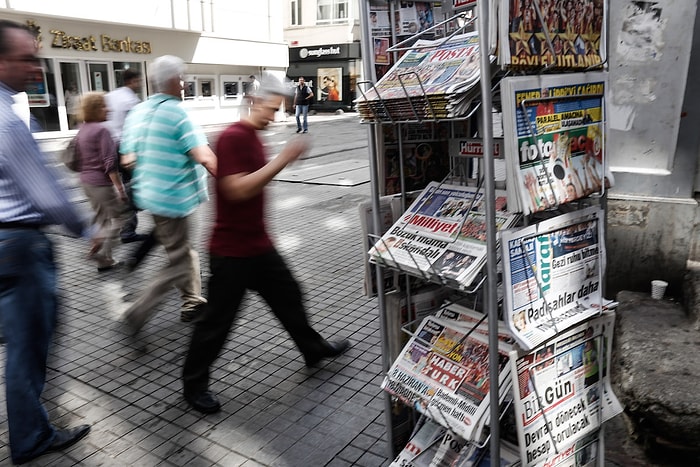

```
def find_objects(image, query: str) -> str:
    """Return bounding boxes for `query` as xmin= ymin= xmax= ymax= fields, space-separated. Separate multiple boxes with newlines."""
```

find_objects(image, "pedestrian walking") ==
xmin=105 ymin=68 xmax=150 ymax=244
xmin=181 ymin=75 xmax=349 ymax=414
xmin=76 ymin=91 xmax=128 ymax=272
xmin=119 ymin=55 xmax=217 ymax=331
xmin=0 ymin=19 xmax=91 ymax=464
xmin=294 ymin=76 xmax=313 ymax=133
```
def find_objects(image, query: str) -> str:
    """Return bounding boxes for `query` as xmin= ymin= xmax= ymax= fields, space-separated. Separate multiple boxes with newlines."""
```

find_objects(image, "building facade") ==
xmin=283 ymin=0 xmax=362 ymax=111
xmin=0 ymin=0 xmax=289 ymax=135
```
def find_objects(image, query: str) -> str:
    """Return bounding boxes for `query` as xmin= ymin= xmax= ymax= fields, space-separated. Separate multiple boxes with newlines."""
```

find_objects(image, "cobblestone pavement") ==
xmin=0 ymin=126 xmax=393 ymax=465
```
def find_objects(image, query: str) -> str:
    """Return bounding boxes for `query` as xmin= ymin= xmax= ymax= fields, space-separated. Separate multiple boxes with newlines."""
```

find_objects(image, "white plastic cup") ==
xmin=651 ymin=280 xmax=668 ymax=299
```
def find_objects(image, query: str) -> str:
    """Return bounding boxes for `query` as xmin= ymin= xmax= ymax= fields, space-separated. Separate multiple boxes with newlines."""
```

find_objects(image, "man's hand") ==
xmin=278 ymin=135 xmax=310 ymax=165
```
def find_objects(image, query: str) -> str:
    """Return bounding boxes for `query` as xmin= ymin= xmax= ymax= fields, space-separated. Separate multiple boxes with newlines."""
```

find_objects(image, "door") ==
xmin=87 ymin=62 xmax=111 ymax=92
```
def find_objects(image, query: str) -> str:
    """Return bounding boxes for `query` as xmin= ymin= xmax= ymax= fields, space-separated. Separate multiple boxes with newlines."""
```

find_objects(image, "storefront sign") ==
xmin=50 ymin=29 xmax=152 ymax=54
xmin=290 ymin=43 xmax=359 ymax=61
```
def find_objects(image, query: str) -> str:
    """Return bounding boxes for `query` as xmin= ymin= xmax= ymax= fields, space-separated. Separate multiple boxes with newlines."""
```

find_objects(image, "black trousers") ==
xmin=182 ymin=249 xmax=325 ymax=395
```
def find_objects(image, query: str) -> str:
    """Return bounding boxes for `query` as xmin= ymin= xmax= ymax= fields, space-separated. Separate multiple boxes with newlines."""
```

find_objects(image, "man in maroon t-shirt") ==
xmin=181 ymin=77 xmax=350 ymax=414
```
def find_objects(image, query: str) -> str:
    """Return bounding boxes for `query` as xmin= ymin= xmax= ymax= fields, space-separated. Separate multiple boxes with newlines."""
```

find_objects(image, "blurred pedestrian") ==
xmin=294 ymin=76 xmax=313 ymax=133
xmin=64 ymin=82 xmax=81 ymax=129
xmin=105 ymin=68 xmax=150 ymax=244
xmin=0 ymin=19 xmax=91 ymax=464
xmin=181 ymin=75 xmax=349 ymax=414
xmin=76 ymin=92 xmax=128 ymax=271
xmin=119 ymin=55 xmax=217 ymax=331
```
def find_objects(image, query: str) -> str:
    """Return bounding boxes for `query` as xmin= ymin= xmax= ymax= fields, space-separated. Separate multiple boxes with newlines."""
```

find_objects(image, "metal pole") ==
xmin=358 ymin=0 xmax=395 ymax=458
xmin=476 ymin=1 xmax=500 ymax=465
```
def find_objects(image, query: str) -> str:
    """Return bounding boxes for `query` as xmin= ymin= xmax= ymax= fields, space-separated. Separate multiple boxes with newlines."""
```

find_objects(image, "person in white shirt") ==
xmin=105 ymin=69 xmax=148 ymax=244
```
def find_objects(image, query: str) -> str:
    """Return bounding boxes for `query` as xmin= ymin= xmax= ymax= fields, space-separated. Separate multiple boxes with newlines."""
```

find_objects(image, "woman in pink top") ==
xmin=76 ymin=92 xmax=127 ymax=271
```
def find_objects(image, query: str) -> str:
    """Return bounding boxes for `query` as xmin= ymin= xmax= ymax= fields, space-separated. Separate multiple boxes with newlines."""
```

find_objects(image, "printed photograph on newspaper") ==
xmin=501 ymin=72 xmax=608 ymax=215
xmin=501 ymin=206 xmax=604 ymax=350
xmin=499 ymin=0 xmax=607 ymax=69
xmin=508 ymin=312 xmax=622 ymax=467
xmin=381 ymin=316 xmax=512 ymax=442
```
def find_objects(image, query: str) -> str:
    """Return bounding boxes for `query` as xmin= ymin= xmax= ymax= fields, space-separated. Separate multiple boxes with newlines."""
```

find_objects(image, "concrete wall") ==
xmin=605 ymin=1 xmax=700 ymax=298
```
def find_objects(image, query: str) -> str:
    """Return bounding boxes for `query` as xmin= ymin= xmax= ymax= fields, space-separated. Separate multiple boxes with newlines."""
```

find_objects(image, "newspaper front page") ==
xmin=498 ymin=0 xmax=607 ymax=70
xmin=369 ymin=182 xmax=520 ymax=291
xmin=501 ymin=206 xmax=604 ymax=350
xmin=501 ymin=72 xmax=608 ymax=215
xmin=509 ymin=312 xmax=622 ymax=467
xmin=382 ymin=316 xmax=512 ymax=442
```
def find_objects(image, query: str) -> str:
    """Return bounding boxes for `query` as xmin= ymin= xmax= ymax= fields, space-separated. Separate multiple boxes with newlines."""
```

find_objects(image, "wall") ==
xmin=606 ymin=0 xmax=700 ymax=298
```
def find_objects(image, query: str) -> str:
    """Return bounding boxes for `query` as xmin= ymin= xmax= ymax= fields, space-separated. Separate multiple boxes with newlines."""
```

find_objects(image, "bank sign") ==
xmin=290 ymin=43 xmax=359 ymax=61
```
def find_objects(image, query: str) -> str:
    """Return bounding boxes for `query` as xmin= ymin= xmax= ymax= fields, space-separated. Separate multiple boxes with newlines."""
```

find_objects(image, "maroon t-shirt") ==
xmin=209 ymin=122 xmax=274 ymax=257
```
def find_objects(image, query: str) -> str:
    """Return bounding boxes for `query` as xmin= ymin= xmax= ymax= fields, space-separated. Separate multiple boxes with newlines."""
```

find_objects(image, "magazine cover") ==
xmin=509 ymin=312 xmax=622 ymax=467
xmin=501 ymin=72 xmax=608 ymax=214
xmin=369 ymin=182 xmax=520 ymax=291
xmin=499 ymin=0 xmax=607 ymax=69
xmin=381 ymin=316 xmax=512 ymax=442
xmin=501 ymin=206 xmax=604 ymax=350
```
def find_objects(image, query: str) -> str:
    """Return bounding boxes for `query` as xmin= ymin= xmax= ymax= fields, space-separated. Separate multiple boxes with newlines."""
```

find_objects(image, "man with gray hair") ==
xmin=120 ymin=55 xmax=217 ymax=331
xmin=181 ymin=73 xmax=349 ymax=414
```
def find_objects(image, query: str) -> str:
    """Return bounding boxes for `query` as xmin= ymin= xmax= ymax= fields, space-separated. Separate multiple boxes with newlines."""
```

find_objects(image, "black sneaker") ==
xmin=296 ymin=128 xmax=302 ymax=133
xmin=185 ymin=390 xmax=221 ymax=414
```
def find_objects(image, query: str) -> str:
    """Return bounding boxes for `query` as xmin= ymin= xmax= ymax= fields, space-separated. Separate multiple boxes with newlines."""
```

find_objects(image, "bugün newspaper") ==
xmin=509 ymin=312 xmax=622 ymax=467
xmin=381 ymin=315 xmax=512 ymax=442
xmin=498 ymin=0 xmax=607 ymax=70
xmin=501 ymin=72 xmax=609 ymax=215
xmin=501 ymin=206 xmax=605 ymax=351
xmin=369 ymin=182 xmax=520 ymax=292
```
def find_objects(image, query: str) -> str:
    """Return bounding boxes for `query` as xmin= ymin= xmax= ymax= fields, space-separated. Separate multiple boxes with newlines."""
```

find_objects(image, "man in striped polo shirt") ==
xmin=120 ymin=55 xmax=217 ymax=331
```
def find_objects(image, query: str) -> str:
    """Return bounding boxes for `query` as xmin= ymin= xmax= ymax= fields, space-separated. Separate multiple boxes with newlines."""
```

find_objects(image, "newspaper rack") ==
xmin=359 ymin=1 xmax=614 ymax=465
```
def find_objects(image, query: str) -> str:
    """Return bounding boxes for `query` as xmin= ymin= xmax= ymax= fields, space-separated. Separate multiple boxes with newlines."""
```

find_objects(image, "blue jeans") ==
xmin=295 ymin=104 xmax=309 ymax=131
xmin=0 ymin=229 xmax=57 ymax=463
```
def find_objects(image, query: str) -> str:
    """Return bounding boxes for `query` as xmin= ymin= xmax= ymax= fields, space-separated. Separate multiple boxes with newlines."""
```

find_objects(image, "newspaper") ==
xmin=369 ymin=182 xmax=520 ymax=292
xmin=500 ymin=72 xmax=609 ymax=215
xmin=381 ymin=316 xmax=512 ymax=442
xmin=357 ymin=32 xmax=491 ymax=121
xmin=435 ymin=302 xmax=516 ymax=347
xmin=359 ymin=196 xmax=400 ymax=297
xmin=508 ymin=312 xmax=622 ymax=467
xmin=501 ymin=206 xmax=605 ymax=350
xmin=498 ymin=0 xmax=607 ymax=70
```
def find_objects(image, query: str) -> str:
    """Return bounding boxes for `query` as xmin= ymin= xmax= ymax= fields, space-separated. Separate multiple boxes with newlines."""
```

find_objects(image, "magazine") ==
xmin=501 ymin=206 xmax=605 ymax=350
xmin=500 ymin=72 xmax=609 ymax=214
xmin=369 ymin=182 xmax=520 ymax=291
xmin=498 ymin=0 xmax=607 ymax=70
xmin=508 ymin=312 xmax=622 ymax=467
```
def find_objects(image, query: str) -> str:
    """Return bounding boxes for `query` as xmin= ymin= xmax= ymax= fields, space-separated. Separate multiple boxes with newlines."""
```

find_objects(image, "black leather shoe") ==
xmin=305 ymin=339 xmax=351 ymax=367
xmin=17 ymin=425 xmax=90 ymax=464
xmin=185 ymin=390 xmax=221 ymax=414
xmin=121 ymin=234 xmax=150 ymax=244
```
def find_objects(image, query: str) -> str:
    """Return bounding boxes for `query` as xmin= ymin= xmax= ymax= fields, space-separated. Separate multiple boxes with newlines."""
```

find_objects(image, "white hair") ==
xmin=149 ymin=55 xmax=185 ymax=93
xmin=258 ymin=71 xmax=290 ymax=98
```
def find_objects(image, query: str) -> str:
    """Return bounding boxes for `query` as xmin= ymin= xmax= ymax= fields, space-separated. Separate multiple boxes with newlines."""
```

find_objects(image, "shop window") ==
xmin=291 ymin=0 xmax=302 ymax=25
xmin=29 ymin=58 xmax=60 ymax=132
xmin=88 ymin=63 xmax=111 ymax=92
xmin=184 ymin=81 xmax=196 ymax=100
xmin=317 ymin=0 xmax=348 ymax=24
xmin=224 ymin=81 xmax=238 ymax=99
xmin=200 ymin=80 xmax=212 ymax=97
xmin=113 ymin=62 xmax=146 ymax=100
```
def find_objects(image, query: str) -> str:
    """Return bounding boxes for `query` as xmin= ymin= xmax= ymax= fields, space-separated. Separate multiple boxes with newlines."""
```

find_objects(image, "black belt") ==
xmin=0 ymin=222 xmax=42 ymax=229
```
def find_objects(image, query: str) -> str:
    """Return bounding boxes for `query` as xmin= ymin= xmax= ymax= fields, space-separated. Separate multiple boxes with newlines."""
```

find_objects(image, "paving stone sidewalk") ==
xmin=0 ymin=178 xmax=393 ymax=466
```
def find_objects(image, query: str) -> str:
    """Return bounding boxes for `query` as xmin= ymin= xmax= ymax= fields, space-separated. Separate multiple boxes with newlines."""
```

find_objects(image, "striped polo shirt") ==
xmin=121 ymin=93 xmax=209 ymax=218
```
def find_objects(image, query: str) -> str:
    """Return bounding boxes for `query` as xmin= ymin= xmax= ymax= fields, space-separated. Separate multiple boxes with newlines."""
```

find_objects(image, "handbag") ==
xmin=61 ymin=135 xmax=80 ymax=172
